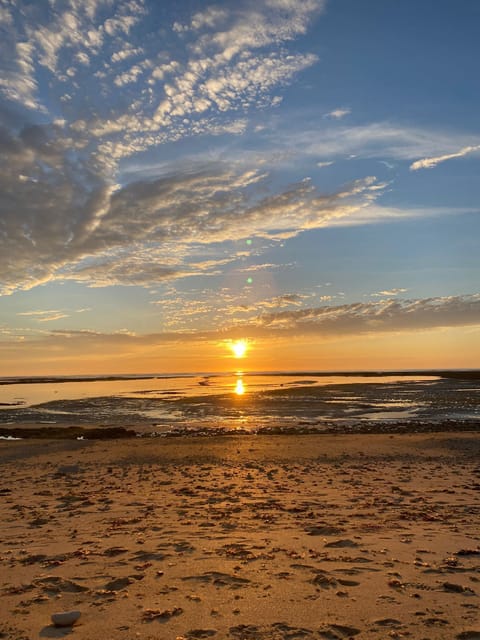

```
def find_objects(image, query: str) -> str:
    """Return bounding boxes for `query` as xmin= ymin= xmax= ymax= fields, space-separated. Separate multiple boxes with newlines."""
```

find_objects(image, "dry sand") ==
xmin=0 ymin=432 xmax=479 ymax=639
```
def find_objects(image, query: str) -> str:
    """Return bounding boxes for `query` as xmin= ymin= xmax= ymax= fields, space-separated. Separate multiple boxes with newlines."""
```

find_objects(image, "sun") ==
xmin=230 ymin=339 xmax=248 ymax=358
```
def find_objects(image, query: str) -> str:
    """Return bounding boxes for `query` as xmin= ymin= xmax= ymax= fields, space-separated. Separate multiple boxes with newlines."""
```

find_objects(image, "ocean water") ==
xmin=1 ymin=372 xmax=479 ymax=436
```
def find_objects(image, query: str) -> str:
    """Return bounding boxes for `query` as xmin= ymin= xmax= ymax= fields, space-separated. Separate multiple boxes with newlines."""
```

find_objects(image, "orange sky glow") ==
xmin=1 ymin=326 xmax=478 ymax=377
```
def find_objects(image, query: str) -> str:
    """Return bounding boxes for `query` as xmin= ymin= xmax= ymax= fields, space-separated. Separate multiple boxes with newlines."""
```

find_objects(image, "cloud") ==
xmin=237 ymin=263 xmax=294 ymax=273
xmin=410 ymin=144 xmax=480 ymax=171
xmin=224 ymin=293 xmax=309 ymax=316
xmin=0 ymin=0 xmax=325 ymax=159
xmin=3 ymin=295 xmax=479 ymax=356
xmin=17 ymin=309 xmax=69 ymax=322
xmin=1 ymin=111 xmax=475 ymax=297
xmin=325 ymin=108 xmax=351 ymax=119
xmin=0 ymin=0 xmax=145 ymax=110
xmin=372 ymin=288 xmax=407 ymax=297
xmin=248 ymin=294 xmax=480 ymax=337
xmin=270 ymin=121 xmax=480 ymax=166
xmin=111 ymin=46 xmax=144 ymax=63
xmin=173 ymin=7 xmax=229 ymax=33
xmin=0 ymin=127 xmax=387 ymax=294
xmin=114 ymin=64 xmax=145 ymax=86
xmin=2 ymin=0 xmax=477 ymax=313
xmin=72 ymin=0 xmax=322 ymax=160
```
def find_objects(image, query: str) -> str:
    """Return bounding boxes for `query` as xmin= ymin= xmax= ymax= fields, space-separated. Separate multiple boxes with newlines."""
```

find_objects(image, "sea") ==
xmin=0 ymin=371 xmax=479 ymax=438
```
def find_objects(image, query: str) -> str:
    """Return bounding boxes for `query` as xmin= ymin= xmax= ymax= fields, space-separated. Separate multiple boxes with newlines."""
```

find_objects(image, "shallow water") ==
xmin=1 ymin=372 xmax=479 ymax=436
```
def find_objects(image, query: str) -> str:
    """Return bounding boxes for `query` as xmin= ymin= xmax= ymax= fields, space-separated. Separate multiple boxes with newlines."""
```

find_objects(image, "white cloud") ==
xmin=0 ymin=6 xmax=13 ymax=26
xmin=410 ymin=144 xmax=480 ymax=171
xmin=325 ymin=107 xmax=351 ymax=119
xmin=114 ymin=64 xmax=144 ymax=86
xmin=173 ymin=7 xmax=229 ymax=32
xmin=111 ymin=46 xmax=144 ymax=63
xmin=272 ymin=122 xmax=480 ymax=166
xmin=76 ymin=0 xmax=322 ymax=160
xmin=372 ymin=288 xmax=407 ymax=297
xmin=17 ymin=309 xmax=69 ymax=322
xmin=0 ymin=0 xmax=324 ymax=172
xmin=0 ymin=0 xmax=145 ymax=109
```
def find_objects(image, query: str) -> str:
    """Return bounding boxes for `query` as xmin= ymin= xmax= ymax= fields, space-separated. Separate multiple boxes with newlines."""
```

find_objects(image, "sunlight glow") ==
xmin=230 ymin=339 xmax=248 ymax=358
xmin=235 ymin=378 xmax=245 ymax=395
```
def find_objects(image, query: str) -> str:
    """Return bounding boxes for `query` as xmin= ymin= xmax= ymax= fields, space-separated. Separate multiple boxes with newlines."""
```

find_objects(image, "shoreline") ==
xmin=0 ymin=419 xmax=479 ymax=440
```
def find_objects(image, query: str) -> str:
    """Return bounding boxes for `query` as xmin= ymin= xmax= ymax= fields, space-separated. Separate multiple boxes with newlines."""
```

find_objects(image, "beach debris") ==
xmin=142 ymin=607 xmax=183 ymax=621
xmin=51 ymin=610 xmax=81 ymax=627
xmin=388 ymin=578 xmax=406 ymax=590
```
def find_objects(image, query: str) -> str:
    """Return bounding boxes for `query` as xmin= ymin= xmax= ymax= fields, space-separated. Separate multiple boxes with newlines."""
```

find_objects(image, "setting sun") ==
xmin=230 ymin=339 xmax=248 ymax=358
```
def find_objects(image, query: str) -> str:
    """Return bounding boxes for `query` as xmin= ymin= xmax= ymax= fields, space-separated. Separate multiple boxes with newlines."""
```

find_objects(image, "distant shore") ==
xmin=1 ymin=369 xmax=479 ymax=385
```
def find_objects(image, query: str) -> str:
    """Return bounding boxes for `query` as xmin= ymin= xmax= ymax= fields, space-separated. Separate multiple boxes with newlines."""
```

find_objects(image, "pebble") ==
xmin=51 ymin=610 xmax=81 ymax=627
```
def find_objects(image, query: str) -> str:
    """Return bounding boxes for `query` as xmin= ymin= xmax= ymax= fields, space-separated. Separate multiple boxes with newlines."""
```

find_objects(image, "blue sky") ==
xmin=0 ymin=0 xmax=479 ymax=373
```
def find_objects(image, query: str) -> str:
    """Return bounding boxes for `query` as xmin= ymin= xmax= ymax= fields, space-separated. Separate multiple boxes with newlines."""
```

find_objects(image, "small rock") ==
xmin=51 ymin=610 xmax=81 ymax=627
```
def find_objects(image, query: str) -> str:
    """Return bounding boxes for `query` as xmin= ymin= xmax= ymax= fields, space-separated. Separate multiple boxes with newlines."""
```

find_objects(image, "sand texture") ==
xmin=0 ymin=432 xmax=479 ymax=639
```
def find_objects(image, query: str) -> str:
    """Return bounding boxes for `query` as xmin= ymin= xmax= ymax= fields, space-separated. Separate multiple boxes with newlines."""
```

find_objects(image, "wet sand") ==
xmin=1 ymin=432 xmax=479 ymax=639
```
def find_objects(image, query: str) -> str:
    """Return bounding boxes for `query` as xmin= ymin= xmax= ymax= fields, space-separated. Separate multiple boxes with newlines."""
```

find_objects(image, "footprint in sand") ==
xmin=33 ymin=576 xmax=89 ymax=594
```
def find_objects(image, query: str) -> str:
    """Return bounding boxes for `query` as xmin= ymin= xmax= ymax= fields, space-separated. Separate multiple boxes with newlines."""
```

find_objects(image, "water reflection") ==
xmin=234 ymin=378 xmax=245 ymax=395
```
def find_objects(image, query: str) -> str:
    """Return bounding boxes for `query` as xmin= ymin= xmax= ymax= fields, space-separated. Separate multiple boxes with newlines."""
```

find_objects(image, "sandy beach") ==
xmin=1 ymin=432 xmax=479 ymax=639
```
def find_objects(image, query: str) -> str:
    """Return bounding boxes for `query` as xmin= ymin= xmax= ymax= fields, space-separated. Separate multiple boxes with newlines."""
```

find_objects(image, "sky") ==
xmin=0 ymin=0 xmax=479 ymax=375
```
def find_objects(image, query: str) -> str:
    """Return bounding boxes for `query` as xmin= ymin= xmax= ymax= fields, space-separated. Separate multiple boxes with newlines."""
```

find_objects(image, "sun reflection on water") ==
xmin=234 ymin=378 xmax=245 ymax=395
